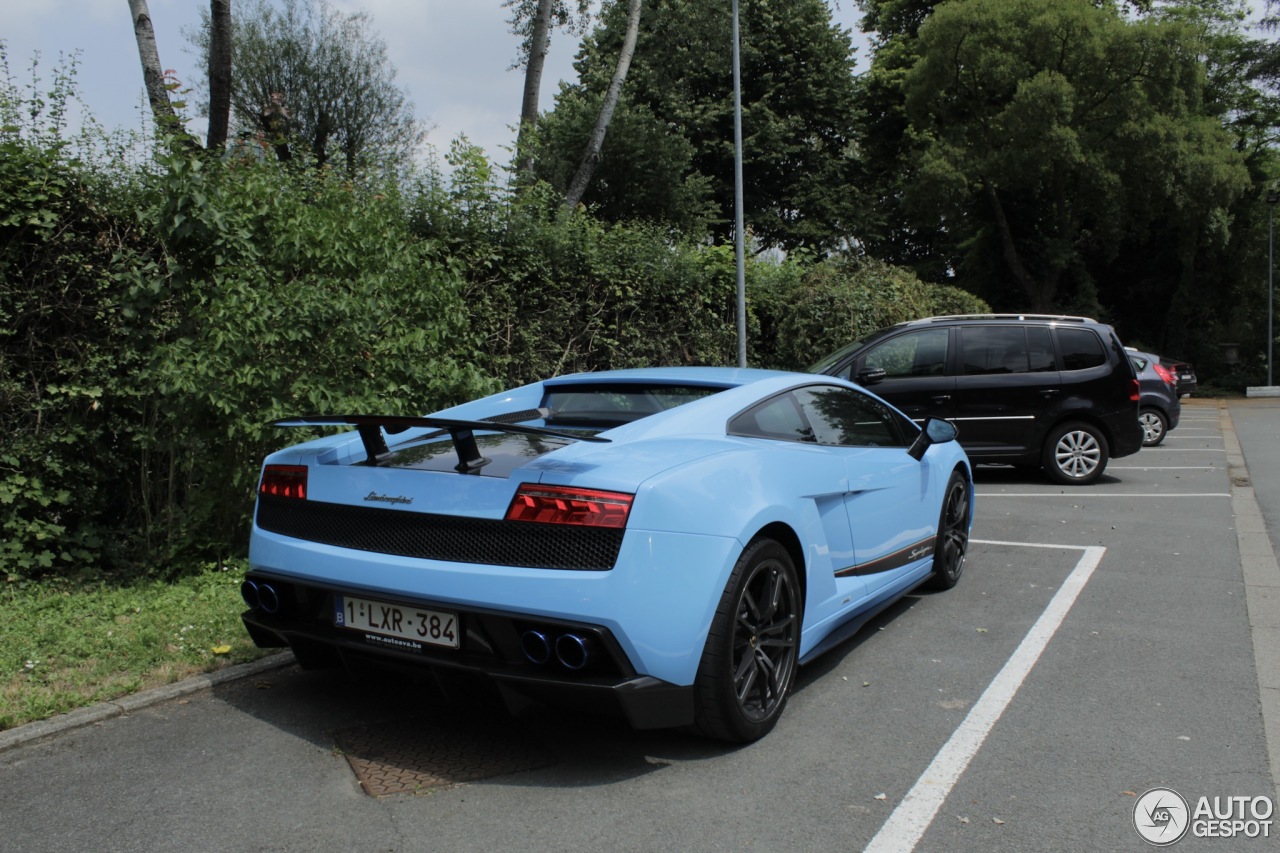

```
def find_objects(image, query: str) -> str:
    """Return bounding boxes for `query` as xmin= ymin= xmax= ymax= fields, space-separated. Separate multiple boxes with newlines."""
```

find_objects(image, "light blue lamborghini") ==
xmin=242 ymin=367 xmax=972 ymax=741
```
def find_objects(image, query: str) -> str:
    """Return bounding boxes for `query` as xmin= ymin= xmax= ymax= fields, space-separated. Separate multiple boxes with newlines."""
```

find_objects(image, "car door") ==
xmin=792 ymin=385 xmax=939 ymax=596
xmin=950 ymin=324 xmax=1060 ymax=457
xmin=851 ymin=327 xmax=956 ymax=425
xmin=729 ymin=389 xmax=869 ymax=614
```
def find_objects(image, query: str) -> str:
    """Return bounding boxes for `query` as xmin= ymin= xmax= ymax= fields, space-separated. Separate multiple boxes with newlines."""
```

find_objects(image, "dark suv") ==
xmin=810 ymin=314 xmax=1144 ymax=485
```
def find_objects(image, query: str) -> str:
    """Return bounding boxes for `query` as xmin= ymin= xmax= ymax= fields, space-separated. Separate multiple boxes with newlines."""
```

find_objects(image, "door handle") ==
xmin=1040 ymin=389 xmax=1060 ymax=398
xmin=931 ymin=394 xmax=951 ymax=404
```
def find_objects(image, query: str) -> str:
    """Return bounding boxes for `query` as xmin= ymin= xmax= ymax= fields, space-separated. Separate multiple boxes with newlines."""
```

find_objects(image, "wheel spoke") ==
xmin=740 ymin=587 xmax=762 ymax=624
xmin=757 ymin=613 xmax=797 ymax=640
xmin=733 ymin=647 xmax=757 ymax=694
xmin=755 ymin=649 xmax=780 ymax=699
xmin=760 ymin=570 xmax=782 ymax=621
xmin=948 ymin=486 xmax=967 ymax=527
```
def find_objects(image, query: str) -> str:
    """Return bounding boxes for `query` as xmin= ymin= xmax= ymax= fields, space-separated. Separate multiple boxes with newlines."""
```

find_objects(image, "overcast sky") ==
xmin=4 ymin=0 xmax=869 ymax=168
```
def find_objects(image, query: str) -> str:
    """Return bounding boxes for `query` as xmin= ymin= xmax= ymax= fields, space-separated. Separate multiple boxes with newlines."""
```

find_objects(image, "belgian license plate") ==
xmin=334 ymin=595 xmax=459 ymax=651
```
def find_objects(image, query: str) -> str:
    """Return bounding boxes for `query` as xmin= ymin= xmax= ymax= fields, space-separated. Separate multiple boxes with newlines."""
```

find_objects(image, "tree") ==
xmin=128 ymin=0 xmax=185 ymax=134
xmin=897 ymin=0 xmax=1249 ymax=312
xmin=190 ymin=0 xmax=423 ymax=174
xmin=1115 ymin=0 xmax=1280 ymax=359
xmin=505 ymin=0 xmax=592 ymax=181
xmin=564 ymin=0 xmax=642 ymax=209
xmin=206 ymin=0 xmax=232 ymax=150
xmin=534 ymin=0 xmax=864 ymax=252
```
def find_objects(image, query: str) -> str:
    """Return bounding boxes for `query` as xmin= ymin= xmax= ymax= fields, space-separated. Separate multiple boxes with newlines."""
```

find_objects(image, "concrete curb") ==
xmin=0 ymin=651 xmax=295 ymax=755
xmin=1220 ymin=401 xmax=1280 ymax=808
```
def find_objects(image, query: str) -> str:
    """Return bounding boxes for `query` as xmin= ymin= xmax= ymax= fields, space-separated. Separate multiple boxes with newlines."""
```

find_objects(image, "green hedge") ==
xmin=1 ymin=140 xmax=492 ymax=579
xmin=753 ymin=256 xmax=990 ymax=370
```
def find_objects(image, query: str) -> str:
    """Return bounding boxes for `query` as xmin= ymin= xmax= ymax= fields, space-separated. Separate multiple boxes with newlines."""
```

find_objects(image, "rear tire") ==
xmin=928 ymin=471 xmax=969 ymax=590
xmin=1043 ymin=421 xmax=1109 ymax=485
xmin=692 ymin=538 xmax=800 ymax=742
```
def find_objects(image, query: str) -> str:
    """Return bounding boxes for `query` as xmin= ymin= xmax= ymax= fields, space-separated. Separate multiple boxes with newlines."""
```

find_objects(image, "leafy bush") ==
xmin=410 ymin=153 xmax=740 ymax=383
xmin=757 ymin=256 xmax=990 ymax=370
xmin=0 ymin=136 xmax=145 ymax=577
xmin=1 ymin=134 xmax=492 ymax=579
xmin=119 ymin=148 xmax=494 ymax=569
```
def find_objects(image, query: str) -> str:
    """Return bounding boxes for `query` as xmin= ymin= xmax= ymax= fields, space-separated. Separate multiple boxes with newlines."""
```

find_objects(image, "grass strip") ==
xmin=1 ymin=562 xmax=271 ymax=731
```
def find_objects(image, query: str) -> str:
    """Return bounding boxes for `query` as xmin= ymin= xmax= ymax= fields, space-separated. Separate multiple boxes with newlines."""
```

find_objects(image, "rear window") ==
xmin=1055 ymin=328 xmax=1107 ymax=371
xmin=544 ymin=383 xmax=726 ymax=426
xmin=729 ymin=385 xmax=910 ymax=447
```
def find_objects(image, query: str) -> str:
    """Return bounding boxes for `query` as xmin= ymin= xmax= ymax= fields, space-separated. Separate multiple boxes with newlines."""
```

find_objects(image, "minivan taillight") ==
xmin=1130 ymin=379 xmax=1141 ymax=402
xmin=259 ymin=465 xmax=308 ymax=499
xmin=506 ymin=484 xmax=633 ymax=528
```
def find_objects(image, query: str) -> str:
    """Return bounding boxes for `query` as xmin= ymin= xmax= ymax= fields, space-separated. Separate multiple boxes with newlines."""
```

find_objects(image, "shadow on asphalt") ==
xmin=207 ymin=597 xmax=930 ymax=793
xmin=208 ymin=657 xmax=734 ymax=791
xmin=969 ymin=463 xmax=1121 ymax=487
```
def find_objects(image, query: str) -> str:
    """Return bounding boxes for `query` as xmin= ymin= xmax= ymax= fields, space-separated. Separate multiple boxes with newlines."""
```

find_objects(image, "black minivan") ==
xmin=811 ymin=314 xmax=1144 ymax=485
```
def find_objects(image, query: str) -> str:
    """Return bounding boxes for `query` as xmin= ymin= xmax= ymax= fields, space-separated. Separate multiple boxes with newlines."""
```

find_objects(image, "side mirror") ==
xmin=857 ymin=366 xmax=887 ymax=386
xmin=907 ymin=417 xmax=958 ymax=461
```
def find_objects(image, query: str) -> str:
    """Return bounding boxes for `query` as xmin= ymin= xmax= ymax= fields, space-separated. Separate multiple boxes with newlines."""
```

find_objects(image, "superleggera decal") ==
xmin=834 ymin=536 xmax=936 ymax=577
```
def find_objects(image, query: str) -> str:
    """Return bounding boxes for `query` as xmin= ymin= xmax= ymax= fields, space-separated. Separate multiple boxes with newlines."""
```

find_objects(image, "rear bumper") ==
xmin=1104 ymin=409 xmax=1144 ymax=459
xmin=241 ymin=573 xmax=696 ymax=729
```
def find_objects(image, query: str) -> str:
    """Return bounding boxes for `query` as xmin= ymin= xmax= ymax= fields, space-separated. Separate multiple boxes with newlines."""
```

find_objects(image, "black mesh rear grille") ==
xmin=256 ymin=495 xmax=622 ymax=571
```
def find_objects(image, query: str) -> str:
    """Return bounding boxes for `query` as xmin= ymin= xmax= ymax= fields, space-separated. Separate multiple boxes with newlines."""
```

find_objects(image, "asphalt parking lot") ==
xmin=2 ymin=399 xmax=1278 ymax=852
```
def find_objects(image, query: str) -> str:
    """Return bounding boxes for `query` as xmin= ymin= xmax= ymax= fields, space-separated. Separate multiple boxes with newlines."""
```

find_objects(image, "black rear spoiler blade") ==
xmin=271 ymin=411 xmax=608 ymax=472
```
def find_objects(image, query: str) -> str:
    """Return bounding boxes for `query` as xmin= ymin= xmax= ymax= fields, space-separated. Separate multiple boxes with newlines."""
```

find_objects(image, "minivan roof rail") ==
xmin=914 ymin=313 xmax=1096 ymax=324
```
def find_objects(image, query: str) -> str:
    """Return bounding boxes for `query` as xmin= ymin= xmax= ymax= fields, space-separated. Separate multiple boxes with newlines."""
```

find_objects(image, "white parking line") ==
xmin=1107 ymin=466 xmax=1219 ymax=471
xmin=864 ymin=542 xmax=1106 ymax=853
xmin=975 ymin=492 xmax=1230 ymax=498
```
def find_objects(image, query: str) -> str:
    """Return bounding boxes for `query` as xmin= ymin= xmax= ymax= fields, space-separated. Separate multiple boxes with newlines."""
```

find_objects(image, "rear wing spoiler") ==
xmin=272 ymin=409 xmax=608 ymax=472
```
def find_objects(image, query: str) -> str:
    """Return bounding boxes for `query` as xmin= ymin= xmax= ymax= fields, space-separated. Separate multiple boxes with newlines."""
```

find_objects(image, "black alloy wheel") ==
xmin=928 ymin=471 xmax=969 ymax=590
xmin=693 ymin=538 xmax=801 ymax=742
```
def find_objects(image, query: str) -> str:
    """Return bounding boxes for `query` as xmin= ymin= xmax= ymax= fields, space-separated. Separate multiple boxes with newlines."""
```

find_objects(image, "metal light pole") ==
xmin=732 ymin=0 xmax=747 ymax=368
xmin=1269 ymin=191 xmax=1279 ymax=387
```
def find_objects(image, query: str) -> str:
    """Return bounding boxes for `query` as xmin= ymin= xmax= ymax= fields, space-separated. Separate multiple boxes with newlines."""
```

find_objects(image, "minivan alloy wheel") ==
xmin=1043 ymin=421 xmax=1109 ymax=485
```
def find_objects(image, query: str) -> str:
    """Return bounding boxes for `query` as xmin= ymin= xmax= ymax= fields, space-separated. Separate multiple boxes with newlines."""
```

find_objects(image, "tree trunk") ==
xmin=128 ymin=0 xmax=186 ymax=134
xmin=206 ymin=0 xmax=232 ymax=150
xmin=516 ymin=0 xmax=556 ymax=182
xmin=259 ymin=93 xmax=292 ymax=163
xmin=564 ymin=0 xmax=642 ymax=210
xmin=985 ymin=180 xmax=1055 ymax=311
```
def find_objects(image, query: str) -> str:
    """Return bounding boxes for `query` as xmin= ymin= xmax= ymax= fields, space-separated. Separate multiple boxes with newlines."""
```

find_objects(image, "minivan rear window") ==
xmin=1056 ymin=328 xmax=1106 ymax=371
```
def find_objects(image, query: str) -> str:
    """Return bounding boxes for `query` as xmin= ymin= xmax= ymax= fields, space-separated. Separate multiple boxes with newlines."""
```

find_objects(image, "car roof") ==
xmin=903 ymin=313 xmax=1100 ymax=326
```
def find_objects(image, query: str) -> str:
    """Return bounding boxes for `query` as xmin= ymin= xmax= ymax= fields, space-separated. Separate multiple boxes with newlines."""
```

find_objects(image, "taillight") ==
xmin=259 ymin=465 xmax=308 ymax=499
xmin=505 ymin=484 xmax=633 ymax=528
xmin=1130 ymin=379 xmax=1141 ymax=402
xmin=1153 ymin=363 xmax=1176 ymax=386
